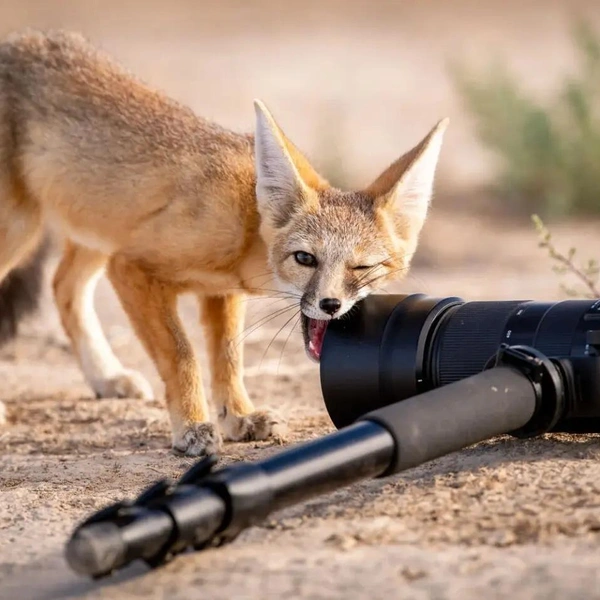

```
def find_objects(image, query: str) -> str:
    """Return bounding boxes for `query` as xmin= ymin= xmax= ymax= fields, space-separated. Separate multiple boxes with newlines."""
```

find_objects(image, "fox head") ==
xmin=253 ymin=99 xmax=448 ymax=362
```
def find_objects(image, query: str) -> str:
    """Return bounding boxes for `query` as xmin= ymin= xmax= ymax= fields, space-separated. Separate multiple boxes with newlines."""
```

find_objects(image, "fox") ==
xmin=0 ymin=30 xmax=449 ymax=457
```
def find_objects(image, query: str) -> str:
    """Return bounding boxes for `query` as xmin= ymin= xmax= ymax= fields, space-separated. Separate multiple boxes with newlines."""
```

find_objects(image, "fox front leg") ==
xmin=200 ymin=293 xmax=288 ymax=444
xmin=107 ymin=255 xmax=221 ymax=457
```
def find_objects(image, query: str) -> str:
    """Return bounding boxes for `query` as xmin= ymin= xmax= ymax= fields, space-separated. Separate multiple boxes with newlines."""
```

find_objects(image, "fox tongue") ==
xmin=308 ymin=318 xmax=329 ymax=361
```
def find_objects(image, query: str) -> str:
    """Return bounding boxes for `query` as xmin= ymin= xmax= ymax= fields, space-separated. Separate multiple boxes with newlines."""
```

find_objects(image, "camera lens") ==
xmin=321 ymin=294 xmax=600 ymax=430
xmin=430 ymin=299 xmax=596 ymax=386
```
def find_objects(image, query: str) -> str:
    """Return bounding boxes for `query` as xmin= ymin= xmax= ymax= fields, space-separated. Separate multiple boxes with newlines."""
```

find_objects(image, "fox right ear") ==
xmin=253 ymin=99 xmax=327 ymax=227
xmin=364 ymin=118 xmax=449 ymax=236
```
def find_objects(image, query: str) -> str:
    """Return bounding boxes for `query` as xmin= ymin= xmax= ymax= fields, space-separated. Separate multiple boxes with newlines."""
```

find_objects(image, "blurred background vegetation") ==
xmin=451 ymin=20 xmax=600 ymax=220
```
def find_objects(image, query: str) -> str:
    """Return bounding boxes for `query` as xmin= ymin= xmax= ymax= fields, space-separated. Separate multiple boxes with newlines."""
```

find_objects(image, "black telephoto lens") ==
xmin=320 ymin=294 xmax=600 ymax=433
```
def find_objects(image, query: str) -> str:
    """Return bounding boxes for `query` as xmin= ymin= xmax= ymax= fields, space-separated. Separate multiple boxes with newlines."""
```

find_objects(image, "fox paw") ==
xmin=173 ymin=422 xmax=223 ymax=457
xmin=220 ymin=408 xmax=288 ymax=443
xmin=92 ymin=369 xmax=154 ymax=400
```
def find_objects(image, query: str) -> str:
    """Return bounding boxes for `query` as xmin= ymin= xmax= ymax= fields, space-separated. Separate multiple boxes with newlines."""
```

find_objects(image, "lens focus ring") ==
xmin=433 ymin=301 xmax=525 ymax=386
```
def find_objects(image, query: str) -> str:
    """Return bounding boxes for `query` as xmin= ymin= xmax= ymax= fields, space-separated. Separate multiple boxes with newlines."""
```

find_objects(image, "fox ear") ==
xmin=253 ymin=99 xmax=327 ymax=226
xmin=364 ymin=118 xmax=449 ymax=234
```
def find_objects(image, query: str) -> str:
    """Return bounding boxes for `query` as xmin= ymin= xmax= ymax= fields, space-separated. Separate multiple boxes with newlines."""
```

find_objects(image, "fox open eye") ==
xmin=294 ymin=251 xmax=318 ymax=267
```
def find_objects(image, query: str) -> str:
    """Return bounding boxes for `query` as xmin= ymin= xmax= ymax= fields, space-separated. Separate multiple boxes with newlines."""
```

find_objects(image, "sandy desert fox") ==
xmin=0 ymin=30 xmax=449 ymax=456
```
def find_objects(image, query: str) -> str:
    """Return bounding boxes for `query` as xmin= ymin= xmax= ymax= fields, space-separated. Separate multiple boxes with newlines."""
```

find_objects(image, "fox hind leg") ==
xmin=53 ymin=240 xmax=154 ymax=400
xmin=0 ymin=184 xmax=46 ymax=424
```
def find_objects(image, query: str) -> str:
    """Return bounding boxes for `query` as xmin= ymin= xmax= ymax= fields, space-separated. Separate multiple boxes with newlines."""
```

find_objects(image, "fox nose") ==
xmin=319 ymin=297 xmax=342 ymax=316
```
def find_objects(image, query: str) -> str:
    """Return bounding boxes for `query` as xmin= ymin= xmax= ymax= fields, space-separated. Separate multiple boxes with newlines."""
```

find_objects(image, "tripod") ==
xmin=65 ymin=343 xmax=563 ymax=578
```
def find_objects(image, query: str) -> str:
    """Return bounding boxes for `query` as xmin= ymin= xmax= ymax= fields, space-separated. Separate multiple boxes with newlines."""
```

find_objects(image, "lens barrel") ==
xmin=320 ymin=294 xmax=600 ymax=430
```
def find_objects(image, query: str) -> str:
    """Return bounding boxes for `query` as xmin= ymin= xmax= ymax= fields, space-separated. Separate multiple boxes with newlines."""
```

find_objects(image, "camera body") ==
xmin=320 ymin=294 xmax=600 ymax=433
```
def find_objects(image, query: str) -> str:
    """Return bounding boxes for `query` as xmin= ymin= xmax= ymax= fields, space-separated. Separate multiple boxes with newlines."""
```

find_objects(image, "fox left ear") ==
xmin=364 ymin=118 xmax=449 ymax=234
xmin=253 ymin=99 xmax=328 ymax=228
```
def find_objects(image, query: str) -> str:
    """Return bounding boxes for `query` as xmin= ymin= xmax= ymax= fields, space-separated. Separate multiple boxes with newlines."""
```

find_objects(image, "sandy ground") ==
xmin=1 ymin=1 xmax=600 ymax=598
xmin=1 ymin=217 xmax=600 ymax=600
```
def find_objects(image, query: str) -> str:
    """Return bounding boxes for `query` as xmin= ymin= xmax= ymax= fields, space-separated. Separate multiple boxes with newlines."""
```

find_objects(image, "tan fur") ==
xmin=0 ymin=30 xmax=448 ymax=456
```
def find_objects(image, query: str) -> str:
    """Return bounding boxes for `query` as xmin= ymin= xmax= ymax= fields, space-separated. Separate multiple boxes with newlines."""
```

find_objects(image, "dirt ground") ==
xmin=2 ymin=1 xmax=600 ymax=599
xmin=1 ymin=217 xmax=600 ymax=600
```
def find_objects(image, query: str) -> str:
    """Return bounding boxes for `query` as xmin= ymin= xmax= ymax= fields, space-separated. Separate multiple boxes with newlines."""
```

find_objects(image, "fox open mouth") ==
xmin=301 ymin=314 xmax=329 ymax=362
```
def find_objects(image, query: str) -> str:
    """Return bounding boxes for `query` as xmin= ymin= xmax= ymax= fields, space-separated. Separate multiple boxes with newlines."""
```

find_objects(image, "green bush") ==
xmin=450 ymin=20 xmax=600 ymax=218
